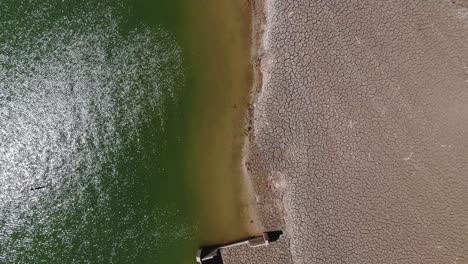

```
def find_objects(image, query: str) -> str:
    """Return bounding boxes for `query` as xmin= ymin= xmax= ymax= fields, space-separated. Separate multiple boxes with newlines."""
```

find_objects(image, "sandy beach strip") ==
xmin=244 ymin=0 xmax=288 ymax=232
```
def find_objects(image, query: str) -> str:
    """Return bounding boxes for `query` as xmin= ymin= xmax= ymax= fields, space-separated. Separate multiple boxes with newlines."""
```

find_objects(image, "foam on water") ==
xmin=0 ymin=1 xmax=189 ymax=262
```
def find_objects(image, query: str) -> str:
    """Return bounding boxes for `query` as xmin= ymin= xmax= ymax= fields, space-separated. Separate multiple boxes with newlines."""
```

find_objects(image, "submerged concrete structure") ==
xmin=196 ymin=231 xmax=284 ymax=264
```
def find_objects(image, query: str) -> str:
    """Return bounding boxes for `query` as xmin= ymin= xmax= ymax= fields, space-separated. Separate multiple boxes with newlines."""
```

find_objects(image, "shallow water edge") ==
xmin=178 ymin=0 xmax=262 ymax=246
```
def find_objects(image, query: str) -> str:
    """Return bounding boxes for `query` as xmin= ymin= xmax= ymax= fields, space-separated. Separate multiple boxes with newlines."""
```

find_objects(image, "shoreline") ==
xmin=217 ymin=1 xmax=296 ymax=262
xmin=179 ymin=0 xmax=263 ymax=246
xmin=238 ymin=0 xmax=267 ymax=237
xmin=244 ymin=0 xmax=287 ymax=233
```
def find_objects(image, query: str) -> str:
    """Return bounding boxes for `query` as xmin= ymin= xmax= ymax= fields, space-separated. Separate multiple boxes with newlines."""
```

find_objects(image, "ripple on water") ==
xmin=0 ymin=1 xmax=190 ymax=263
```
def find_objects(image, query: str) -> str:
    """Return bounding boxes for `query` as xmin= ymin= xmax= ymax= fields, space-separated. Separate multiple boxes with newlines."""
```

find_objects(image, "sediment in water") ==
xmin=179 ymin=0 xmax=263 ymax=246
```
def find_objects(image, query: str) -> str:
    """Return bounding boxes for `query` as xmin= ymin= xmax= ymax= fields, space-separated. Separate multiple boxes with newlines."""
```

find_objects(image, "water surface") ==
xmin=0 ymin=0 xmax=255 ymax=263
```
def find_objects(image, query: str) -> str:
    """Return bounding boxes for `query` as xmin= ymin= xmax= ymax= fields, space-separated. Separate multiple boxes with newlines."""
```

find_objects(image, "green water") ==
xmin=0 ymin=0 xmax=255 ymax=263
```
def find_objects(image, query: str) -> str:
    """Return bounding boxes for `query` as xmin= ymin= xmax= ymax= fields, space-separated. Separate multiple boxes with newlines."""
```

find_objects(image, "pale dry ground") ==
xmin=233 ymin=0 xmax=468 ymax=263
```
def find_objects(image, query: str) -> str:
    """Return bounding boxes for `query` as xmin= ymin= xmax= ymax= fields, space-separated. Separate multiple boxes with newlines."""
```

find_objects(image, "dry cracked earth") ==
xmin=243 ymin=0 xmax=468 ymax=263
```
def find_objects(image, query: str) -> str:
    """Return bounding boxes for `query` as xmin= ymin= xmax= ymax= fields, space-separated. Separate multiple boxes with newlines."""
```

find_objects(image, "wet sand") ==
xmin=245 ymin=0 xmax=468 ymax=263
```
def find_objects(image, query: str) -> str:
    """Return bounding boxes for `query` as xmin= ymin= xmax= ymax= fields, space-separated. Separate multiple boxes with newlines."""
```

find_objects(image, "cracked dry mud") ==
xmin=238 ymin=0 xmax=468 ymax=263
